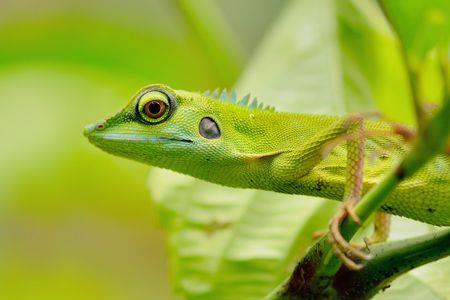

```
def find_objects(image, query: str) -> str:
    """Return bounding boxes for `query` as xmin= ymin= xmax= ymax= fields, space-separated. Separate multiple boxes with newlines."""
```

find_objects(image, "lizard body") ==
xmin=84 ymin=84 xmax=450 ymax=226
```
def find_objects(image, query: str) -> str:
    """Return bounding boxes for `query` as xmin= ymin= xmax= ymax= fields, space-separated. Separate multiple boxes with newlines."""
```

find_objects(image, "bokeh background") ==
xmin=1 ymin=0 xmax=449 ymax=299
xmin=0 ymin=1 xmax=286 ymax=299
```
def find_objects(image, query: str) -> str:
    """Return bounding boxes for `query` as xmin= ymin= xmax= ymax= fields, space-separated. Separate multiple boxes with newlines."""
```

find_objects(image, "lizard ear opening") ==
xmin=199 ymin=117 xmax=221 ymax=139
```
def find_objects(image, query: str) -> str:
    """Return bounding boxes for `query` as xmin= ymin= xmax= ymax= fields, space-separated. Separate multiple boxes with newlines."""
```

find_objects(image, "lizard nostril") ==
xmin=83 ymin=121 xmax=105 ymax=137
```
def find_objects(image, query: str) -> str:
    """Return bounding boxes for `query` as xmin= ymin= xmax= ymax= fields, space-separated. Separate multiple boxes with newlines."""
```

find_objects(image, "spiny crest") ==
xmin=202 ymin=88 xmax=276 ymax=112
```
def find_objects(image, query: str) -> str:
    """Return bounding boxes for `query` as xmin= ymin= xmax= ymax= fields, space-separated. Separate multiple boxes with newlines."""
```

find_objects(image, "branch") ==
xmin=333 ymin=228 xmax=450 ymax=299
xmin=377 ymin=0 xmax=426 ymax=129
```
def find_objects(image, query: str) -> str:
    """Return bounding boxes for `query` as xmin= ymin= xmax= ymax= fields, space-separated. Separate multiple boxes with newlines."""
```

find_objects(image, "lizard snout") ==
xmin=83 ymin=121 xmax=106 ymax=137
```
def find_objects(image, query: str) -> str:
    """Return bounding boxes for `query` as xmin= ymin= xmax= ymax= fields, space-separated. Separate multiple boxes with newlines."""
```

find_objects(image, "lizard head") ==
xmin=84 ymin=84 xmax=270 ymax=180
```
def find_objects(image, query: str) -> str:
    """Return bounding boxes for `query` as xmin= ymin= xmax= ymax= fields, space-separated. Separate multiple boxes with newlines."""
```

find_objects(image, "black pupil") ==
xmin=149 ymin=101 xmax=161 ymax=114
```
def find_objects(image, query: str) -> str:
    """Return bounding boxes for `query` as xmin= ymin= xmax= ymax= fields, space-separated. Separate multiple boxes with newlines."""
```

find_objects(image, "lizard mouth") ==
xmin=85 ymin=130 xmax=193 ymax=144
xmin=95 ymin=133 xmax=193 ymax=144
xmin=83 ymin=122 xmax=193 ymax=146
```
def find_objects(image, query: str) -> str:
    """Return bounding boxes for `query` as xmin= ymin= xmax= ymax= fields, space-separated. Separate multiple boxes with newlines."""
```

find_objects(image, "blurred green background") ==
xmin=0 ymin=1 xmax=286 ymax=299
xmin=1 ymin=0 xmax=449 ymax=299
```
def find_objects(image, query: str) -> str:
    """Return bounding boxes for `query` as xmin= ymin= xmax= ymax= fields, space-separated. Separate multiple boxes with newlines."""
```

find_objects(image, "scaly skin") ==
xmin=84 ymin=84 xmax=450 ymax=226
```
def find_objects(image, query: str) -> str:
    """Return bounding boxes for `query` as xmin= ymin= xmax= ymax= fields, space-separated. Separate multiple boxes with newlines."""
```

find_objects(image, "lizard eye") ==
xmin=144 ymin=100 xmax=166 ymax=119
xmin=136 ymin=89 xmax=175 ymax=124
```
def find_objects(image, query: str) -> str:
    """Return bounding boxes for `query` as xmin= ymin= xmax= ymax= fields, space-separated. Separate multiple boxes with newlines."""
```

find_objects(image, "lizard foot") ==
xmin=328 ymin=204 xmax=372 ymax=271
xmin=354 ymin=211 xmax=391 ymax=249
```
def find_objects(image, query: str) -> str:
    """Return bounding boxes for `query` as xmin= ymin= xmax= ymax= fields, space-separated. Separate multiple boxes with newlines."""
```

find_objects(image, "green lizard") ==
xmin=84 ymin=84 xmax=450 ymax=269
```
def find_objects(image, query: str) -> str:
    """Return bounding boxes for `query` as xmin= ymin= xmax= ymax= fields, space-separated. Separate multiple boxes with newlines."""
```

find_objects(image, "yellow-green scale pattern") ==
xmin=85 ymin=84 xmax=450 ymax=226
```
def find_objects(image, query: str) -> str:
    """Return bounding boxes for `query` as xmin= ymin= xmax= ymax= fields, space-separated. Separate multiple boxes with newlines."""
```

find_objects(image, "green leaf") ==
xmin=151 ymin=171 xmax=336 ymax=299
xmin=150 ymin=0 xmax=448 ymax=299
xmin=411 ymin=257 xmax=450 ymax=298
xmin=381 ymin=0 xmax=450 ymax=105
xmin=238 ymin=0 xmax=415 ymax=123
xmin=382 ymin=0 xmax=450 ymax=60
xmin=374 ymin=274 xmax=443 ymax=300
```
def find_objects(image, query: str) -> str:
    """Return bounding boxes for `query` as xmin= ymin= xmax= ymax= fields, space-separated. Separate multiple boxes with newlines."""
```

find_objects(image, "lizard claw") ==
xmin=344 ymin=201 xmax=362 ymax=225
xmin=328 ymin=207 xmax=372 ymax=271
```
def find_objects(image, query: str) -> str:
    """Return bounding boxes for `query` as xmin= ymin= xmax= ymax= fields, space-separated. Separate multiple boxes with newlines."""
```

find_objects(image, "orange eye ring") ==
xmin=143 ymin=100 xmax=167 ymax=119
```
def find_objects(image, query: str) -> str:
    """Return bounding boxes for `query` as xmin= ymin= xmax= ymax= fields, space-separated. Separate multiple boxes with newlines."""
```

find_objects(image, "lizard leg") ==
xmin=313 ymin=203 xmax=373 ymax=243
xmin=348 ymin=211 xmax=391 ymax=252
xmin=364 ymin=211 xmax=391 ymax=246
xmin=327 ymin=114 xmax=372 ymax=270
xmin=357 ymin=110 xmax=417 ymax=142
xmin=271 ymin=113 xmax=386 ymax=268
